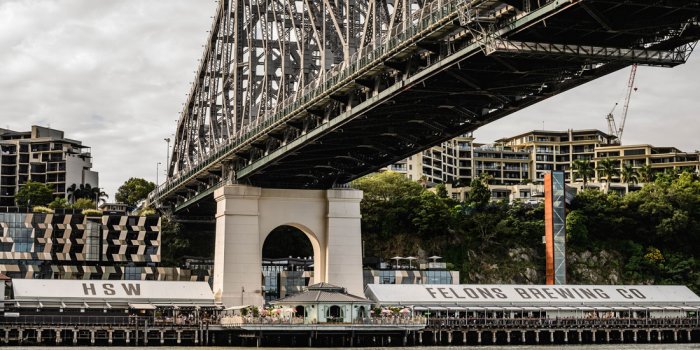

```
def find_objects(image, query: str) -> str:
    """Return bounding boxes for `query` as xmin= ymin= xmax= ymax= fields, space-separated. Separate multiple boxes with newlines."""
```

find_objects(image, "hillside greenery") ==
xmin=353 ymin=171 xmax=700 ymax=292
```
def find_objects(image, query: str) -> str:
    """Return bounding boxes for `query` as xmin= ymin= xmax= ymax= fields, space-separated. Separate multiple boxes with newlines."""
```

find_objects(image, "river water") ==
xmin=6 ymin=345 xmax=700 ymax=349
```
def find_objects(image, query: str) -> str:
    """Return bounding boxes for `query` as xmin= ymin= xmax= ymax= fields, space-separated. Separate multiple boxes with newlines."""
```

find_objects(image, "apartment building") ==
xmin=0 ymin=126 xmax=98 ymax=206
xmin=594 ymin=144 xmax=700 ymax=181
xmin=497 ymin=129 xmax=618 ymax=183
xmin=389 ymin=129 xmax=698 ymax=200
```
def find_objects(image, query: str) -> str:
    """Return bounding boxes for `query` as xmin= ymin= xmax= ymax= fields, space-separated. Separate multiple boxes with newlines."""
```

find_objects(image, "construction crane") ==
xmin=606 ymin=64 xmax=638 ymax=143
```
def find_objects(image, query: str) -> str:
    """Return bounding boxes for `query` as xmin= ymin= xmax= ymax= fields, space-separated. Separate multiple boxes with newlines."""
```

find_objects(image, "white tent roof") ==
xmin=365 ymin=284 xmax=700 ymax=309
xmin=11 ymin=279 xmax=217 ymax=309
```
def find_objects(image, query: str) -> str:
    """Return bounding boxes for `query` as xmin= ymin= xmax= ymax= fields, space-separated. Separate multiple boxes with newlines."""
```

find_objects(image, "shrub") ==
xmin=32 ymin=206 xmax=54 ymax=214
xmin=82 ymin=209 xmax=102 ymax=217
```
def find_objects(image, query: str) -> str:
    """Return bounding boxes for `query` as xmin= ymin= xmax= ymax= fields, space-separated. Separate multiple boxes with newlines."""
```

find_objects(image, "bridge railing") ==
xmin=151 ymin=0 xmax=528 ymax=204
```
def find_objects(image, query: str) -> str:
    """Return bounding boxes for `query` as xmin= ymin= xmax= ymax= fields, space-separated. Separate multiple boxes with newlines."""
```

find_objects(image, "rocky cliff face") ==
xmin=460 ymin=247 xmax=625 ymax=286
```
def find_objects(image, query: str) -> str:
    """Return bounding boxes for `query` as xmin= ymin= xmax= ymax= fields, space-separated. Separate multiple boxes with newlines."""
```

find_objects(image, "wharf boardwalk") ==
xmin=0 ymin=315 xmax=698 ymax=346
xmin=420 ymin=317 xmax=700 ymax=346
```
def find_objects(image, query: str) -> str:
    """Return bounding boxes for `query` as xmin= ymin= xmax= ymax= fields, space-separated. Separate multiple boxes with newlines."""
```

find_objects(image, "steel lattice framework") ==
xmin=152 ymin=0 xmax=700 ymax=211
xmin=171 ymin=0 xmax=422 ymax=178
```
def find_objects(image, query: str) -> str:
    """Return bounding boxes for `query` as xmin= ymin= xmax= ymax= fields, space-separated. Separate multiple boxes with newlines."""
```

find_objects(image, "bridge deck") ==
xmin=150 ymin=0 xmax=700 ymax=211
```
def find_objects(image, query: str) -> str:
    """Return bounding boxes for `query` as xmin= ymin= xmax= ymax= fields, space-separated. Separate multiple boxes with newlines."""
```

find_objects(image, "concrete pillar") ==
xmin=564 ymin=331 xmax=568 ymax=343
xmin=658 ymin=330 xmax=662 ymax=342
xmin=213 ymin=186 xmax=366 ymax=307
xmin=606 ymin=330 xmax=610 ymax=343
xmin=194 ymin=330 xmax=199 ymax=345
xmin=688 ymin=330 xmax=692 ymax=342
xmin=72 ymin=330 xmax=77 ymax=345
xmin=108 ymin=330 xmax=113 ymax=345
xmin=418 ymin=331 xmax=423 ymax=345
xmin=447 ymin=331 xmax=452 ymax=344
xmin=535 ymin=331 xmax=539 ymax=344
xmin=213 ymin=186 xmax=265 ymax=307
xmin=17 ymin=329 xmax=23 ymax=345
xmin=592 ymin=330 xmax=596 ymax=343
xmin=463 ymin=331 xmax=467 ymax=344
xmin=55 ymin=329 xmax=62 ymax=344
xmin=160 ymin=330 xmax=165 ymax=345
xmin=674 ymin=330 xmax=678 ymax=342
xmin=521 ymin=331 xmax=526 ymax=343
xmin=3 ymin=328 xmax=8 ymax=344
xmin=90 ymin=330 xmax=95 ymax=345
xmin=36 ymin=329 xmax=42 ymax=344
xmin=550 ymin=331 xmax=554 ymax=343
xmin=177 ymin=330 xmax=182 ymax=344
xmin=633 ymin=330 xmax=637 ymax=342
xmin=126 ymin=330 xmax=130 ymax=344
xmin=507 ymin=331 xmax=511 ymax=344
xmin=578 ymin=330 xmax=582 ymax=343
xmin=433 ymin=331 xmax=437 ymax=344
xmin=477 ymin=331 xmax=482 ymax=344
xmin=492 ymin=331 xmax=496 ymax=344
xmin=324 ymin=189 xmax=364 ymax=295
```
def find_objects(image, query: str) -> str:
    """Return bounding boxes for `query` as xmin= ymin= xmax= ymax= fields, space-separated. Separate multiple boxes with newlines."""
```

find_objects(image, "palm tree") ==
xmin=66 ymin=183 xmax=78 ymax=203
xmin=596 ymin=158 xmax=620 ymax=183
xmin=91 ymin=186 xmax=109 ymax=206
xmin=620 ymin=163 xmax=638 ymax=185
xmin=637 ymin=164 xmax=653 ymax=183
xmin=572 ymin=158 xmax=594 ymax=188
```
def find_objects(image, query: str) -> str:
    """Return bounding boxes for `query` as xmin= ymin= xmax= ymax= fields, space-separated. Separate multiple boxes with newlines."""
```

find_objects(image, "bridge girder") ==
xmin=151 ymin=0 xmax=700 ymax=211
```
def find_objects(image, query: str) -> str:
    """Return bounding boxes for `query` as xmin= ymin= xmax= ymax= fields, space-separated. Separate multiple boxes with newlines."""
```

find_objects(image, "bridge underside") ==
xmin=243 ymin=1 xmax=700 ymax=188
xmin=155 ymin=0 xmax=700 ymax=212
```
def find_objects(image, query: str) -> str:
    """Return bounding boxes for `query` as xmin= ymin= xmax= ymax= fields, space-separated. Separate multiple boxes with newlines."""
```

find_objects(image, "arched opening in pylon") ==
xmin=261 ymin=225 xmax=315 ymax=302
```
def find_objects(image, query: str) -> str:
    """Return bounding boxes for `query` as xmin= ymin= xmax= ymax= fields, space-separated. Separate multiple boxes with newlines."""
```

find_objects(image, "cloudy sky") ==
xmin=1 ymin=1 xmax=698 ymax=198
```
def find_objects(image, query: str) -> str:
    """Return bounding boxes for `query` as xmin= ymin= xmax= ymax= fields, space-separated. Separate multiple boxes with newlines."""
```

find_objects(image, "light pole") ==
xmin=164 ymin=138 xmax=171 ymax=179
xmin=156 ymin=162 xmax=161 ymax=186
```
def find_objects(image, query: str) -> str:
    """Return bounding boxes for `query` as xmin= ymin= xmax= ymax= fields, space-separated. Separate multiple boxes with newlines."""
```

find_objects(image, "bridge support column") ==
xmin=177 ymin=330 xmax=181 ymax=344
xmin=213 ymin=185 xmax=364 ymax=306
xmin=108 ymin=330 xmax=113 ymax=345
xmin=55 ymin=329 xmax=62 ymax=344
xmin=535 ymin=331 xmax=539 ymax=344
xmin=521 ymin=331 xmax=526 ymax=343
xmin=125 ymin=330 xmax=130 ymax=345
xmin=36 ymin=329 xmax=42 ymax=344
xmin=418 ymin=331 xmax=422 ymax=345
xmin=72 ymin=329 xmax=77 ymax=345
xmin=477 ymin=331 xmax=482 ymax=344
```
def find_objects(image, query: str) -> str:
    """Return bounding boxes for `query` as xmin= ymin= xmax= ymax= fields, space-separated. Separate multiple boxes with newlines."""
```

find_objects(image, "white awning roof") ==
xmin=11 ymin=280 xmax=217 ymax=309
xmin=129 ymin=303 xmax=156 ymax=310
xmin=365 ymin=284 xmax=700 ymax=309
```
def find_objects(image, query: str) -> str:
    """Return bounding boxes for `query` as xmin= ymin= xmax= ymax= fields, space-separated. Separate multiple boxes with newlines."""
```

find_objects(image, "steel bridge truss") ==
xmin=152 ymin=0 xmax=700 ymax=211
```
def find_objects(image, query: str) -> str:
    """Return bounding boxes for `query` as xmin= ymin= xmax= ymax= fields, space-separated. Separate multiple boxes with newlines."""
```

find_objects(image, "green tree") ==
xmin=48 ymin=197 xmax=69 ymax=209
xmin=15 ymin=181 xmax=53 ymax=207
xmin=637 ymin=164 xmax=653 ymax=183
xmin=620 ymin=163 xmax=638 ymax=185
xmin=435 ymin=183 xmax=448 ymax=199
xmin=466 ymin=174 xmax=491 ymax=209
xmin=596 ymin=157 xmax=620 ymax=183
xmin=572 ymin=158 xmax=594 ymax=187
xmin=115 ymin=178 xmax=156 ymax=207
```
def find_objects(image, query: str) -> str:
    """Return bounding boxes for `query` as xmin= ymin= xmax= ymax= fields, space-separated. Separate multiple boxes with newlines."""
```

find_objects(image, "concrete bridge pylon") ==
xmin=213 ymin=185 xmax=364 ymax=306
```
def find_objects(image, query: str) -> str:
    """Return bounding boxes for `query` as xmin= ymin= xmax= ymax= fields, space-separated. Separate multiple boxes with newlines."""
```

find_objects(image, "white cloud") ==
xmin=0 ymin=0 xmax=216 ymax=198
xmin=0 ymin=0 xmax=698 ymax=200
